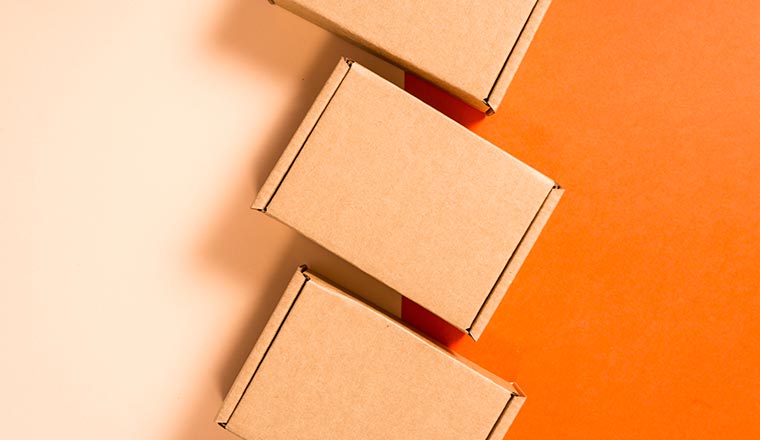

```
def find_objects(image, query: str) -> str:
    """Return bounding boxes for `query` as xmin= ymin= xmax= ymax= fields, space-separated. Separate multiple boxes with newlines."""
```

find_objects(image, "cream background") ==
xmin=0 ymin=1 xmax=402 ymax=439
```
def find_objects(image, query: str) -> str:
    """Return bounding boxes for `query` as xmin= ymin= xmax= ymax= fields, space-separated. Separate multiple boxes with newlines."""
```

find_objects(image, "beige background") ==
xmin=0 ymin=1 xmax=402 ymax=439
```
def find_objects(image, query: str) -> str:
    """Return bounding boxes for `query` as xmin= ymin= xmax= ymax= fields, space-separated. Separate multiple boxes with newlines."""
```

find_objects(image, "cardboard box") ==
xmin=217 ymin=267 xmax=526 ymax=440
xmin=254 ymin=59 xmax=562 ymax=340
xmin=268 ymin=0 xmax=552 ymax=113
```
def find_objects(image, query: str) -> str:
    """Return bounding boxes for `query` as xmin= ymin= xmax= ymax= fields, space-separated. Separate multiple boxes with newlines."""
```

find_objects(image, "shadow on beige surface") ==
xmin=170 ymin=1 xmax=403 ymax=439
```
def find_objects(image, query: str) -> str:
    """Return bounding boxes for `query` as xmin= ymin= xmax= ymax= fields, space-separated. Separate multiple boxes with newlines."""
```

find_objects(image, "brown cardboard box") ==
xmin=217 ymin=267 xmax=526 ymax=440
xmin=254 ymin=58 xmax=562 ymax=340
xmin=268 ymin=0 xmax=552 ymax=113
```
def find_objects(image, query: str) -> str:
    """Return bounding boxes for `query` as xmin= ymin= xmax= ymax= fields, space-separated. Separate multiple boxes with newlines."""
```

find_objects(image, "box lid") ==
xmin=254 ymin=59 xmax=561 ymax=339
xmin=272 ymin=0 xmax=552 ymax=112
xmin=218 ymin=267 xmax=525 ymax=440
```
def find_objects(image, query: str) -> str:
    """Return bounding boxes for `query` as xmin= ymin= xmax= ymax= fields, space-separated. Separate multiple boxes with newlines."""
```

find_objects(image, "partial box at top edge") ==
xmin=254 ymin=58 xmax=563 ymax=340
xmin=217 ymin=266 xmax=526 ymax=440
xmin=269 ymin=0 xmax=553 ymax=113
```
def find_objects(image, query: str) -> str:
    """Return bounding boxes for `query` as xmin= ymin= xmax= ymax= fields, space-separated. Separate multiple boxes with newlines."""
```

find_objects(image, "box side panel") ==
xmin=252 ymin=58 xmax=352 ymax=210
xmin=215 ymin=267 xmax=310 ymax=425
xmin=469 ymin=186 xmax=564 ymax=340
xmin=487 ymin=0 xmax=552 ymax=112
xmin=486 ymin=394 xmax=527 ymax=440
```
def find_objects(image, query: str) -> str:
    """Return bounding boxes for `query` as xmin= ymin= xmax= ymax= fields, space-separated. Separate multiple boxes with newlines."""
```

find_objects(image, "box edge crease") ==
xmin=251 ymin=58 xmax=353 ymax=211
xmin=468 ymin=185 xmax=564 ymax=340
xmin=215 ymin=266 xmax=311 ymax=427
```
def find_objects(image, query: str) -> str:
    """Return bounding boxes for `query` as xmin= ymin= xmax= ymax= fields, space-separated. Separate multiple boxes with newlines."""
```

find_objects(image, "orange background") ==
xmin=404 ymin=1 xmax=760 ymax=439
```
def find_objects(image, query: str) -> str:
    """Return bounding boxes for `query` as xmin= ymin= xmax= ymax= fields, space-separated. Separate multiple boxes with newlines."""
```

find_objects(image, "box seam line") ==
xmin=260 ymin=59 xmax=353 ymax=212
xmin=483 ymin=0 xmax=541 ymax=111
xmin=467 ymin=184 xmax=560 ymax=338
xmin=484 ymin=393 xmax=515 ymax=440
xmin=221 ymin=271 xmax=311 ymax=429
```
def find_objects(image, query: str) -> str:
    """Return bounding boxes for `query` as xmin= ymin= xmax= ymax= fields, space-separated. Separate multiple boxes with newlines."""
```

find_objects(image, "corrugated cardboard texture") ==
xmin=257 ymin=59 xmax=560 ymax=338
xmin=270 ymin=0 xmax=549 ymax=112
xmin=218 ymin=268 xmax=525 ymax=440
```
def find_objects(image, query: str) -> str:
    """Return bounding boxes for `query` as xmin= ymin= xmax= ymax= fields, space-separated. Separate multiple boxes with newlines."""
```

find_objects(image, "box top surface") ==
xmin=275 ymin=0 xmax=540 ymax=110
xmin=223 ymin=269 xmax=519 ymax=440
xmin=260 ymin=61 xmax=556 ymax=332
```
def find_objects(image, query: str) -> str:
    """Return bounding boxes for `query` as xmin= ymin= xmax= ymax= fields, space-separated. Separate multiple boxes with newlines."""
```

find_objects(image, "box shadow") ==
xmin=169 ymin=1 xmax=404 ymax=439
